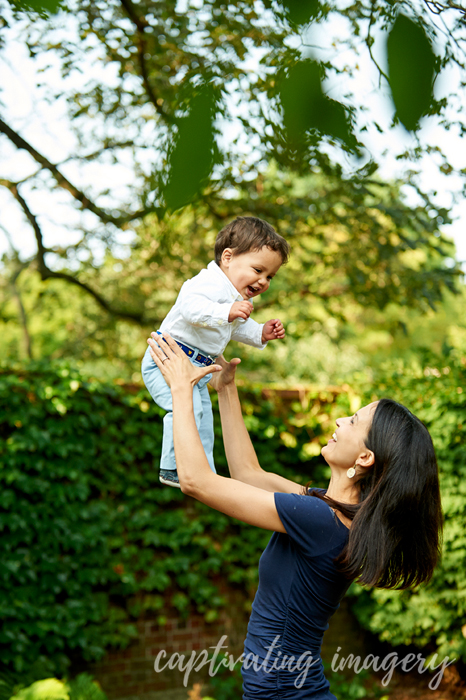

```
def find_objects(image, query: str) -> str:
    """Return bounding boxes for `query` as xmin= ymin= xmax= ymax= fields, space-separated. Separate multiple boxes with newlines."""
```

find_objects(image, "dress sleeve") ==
xmin=274 ymin=492 xmax=347 ymax=557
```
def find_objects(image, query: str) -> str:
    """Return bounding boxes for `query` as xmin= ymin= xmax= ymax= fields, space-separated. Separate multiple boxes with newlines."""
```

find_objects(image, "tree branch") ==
xmin=0 ymin=179 xmax=147 ymax=324
xmin=423 ymin=0 xmax=466 ymax=14
xmin=62 ymin=140 xmax=136 ymax=163
xmin=366 ymin=1 xmax=390 ymax=88
xmin=119 ymin=0 xmax=175 ymax=124
xmin=0 ymin=116 xmax=161 ymax=225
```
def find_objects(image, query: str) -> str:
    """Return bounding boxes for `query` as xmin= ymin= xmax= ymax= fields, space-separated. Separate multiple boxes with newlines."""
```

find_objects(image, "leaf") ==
xmin=279 ymin=60 xmax=355 ymax=150
xmin=163 ymin=84 xmax=218 ymax=212
xmin=10 ymin=0 xmax=62 ymax=14
xmin=10 ymin=678 xmax=69 ymax=700
xmin=386 ymin=14 xmax=437 ymax=131
xmin=280 ymin=0 xmax=320 ymax=25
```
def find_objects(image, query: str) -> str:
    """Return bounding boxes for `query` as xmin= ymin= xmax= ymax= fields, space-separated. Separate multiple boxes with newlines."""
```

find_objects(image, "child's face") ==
xmin=219 ymin=246 xmax=283 ymax=300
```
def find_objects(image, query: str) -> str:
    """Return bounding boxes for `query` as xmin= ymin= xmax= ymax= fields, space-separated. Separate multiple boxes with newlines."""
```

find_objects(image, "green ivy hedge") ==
xmin=352 ymin=356 xmax=466 ymax=665
xmin=0 ymin=362 xmax=347 ymax=679
xmin=1 ymin=358 xmax=465 ymax=680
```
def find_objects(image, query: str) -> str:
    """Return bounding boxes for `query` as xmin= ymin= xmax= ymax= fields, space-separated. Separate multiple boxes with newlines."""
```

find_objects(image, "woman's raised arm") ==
xmin=146 ymin=333 xmax=299 ymax=531
xmin=211 ymin=356 xmax=303 ymax=494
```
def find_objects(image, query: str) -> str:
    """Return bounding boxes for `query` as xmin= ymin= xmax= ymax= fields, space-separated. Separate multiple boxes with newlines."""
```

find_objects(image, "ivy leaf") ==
xmin=9 ymin=0 xmax=62 ymax=14
xmin=386 ymin=14 xmax=437 ymax=131
xmin=163 ymin=84 xmax=218 ymax=212
xmin=279 ymin=60 xmax=355 ymax=151
xmin=280 ymin=0 xmax=320 ymax=25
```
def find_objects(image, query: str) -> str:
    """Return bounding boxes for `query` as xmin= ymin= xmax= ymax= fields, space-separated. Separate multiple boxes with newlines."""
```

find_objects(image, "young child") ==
xmin=141 ymin=216 xmax=290 ymax=487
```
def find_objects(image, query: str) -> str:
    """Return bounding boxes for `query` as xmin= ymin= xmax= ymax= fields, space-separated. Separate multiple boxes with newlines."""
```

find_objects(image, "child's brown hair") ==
xmin=214 ymin=216 xmax=290 ymax=265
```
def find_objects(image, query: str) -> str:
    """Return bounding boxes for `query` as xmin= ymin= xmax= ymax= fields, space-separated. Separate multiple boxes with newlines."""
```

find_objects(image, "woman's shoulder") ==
xmin=274 ymin=491 xmax=348 ymax=555
xmin=308 ymin=488 xmax=352 ymax=530
xmin=275 ymin=488 xmax=332 ymax=514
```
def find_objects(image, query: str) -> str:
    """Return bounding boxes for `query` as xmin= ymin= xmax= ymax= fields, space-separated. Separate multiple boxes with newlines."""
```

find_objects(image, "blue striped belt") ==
xmin=156 ymin=332 xmax=216 ymax=367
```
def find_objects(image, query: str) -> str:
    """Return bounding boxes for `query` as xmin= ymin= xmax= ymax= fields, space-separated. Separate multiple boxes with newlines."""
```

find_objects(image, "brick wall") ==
xmin=89 ymin=602 xmax=248 ymax=700
xmin=86 ymin=593 xmax=366 ymax=700
xmin=87 ymin=593 xmax=368 ymax=700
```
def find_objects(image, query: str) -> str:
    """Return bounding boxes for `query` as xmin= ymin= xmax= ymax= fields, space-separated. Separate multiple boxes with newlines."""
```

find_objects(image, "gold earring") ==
xmin=347 ymin=466 xmax=356 ymax=479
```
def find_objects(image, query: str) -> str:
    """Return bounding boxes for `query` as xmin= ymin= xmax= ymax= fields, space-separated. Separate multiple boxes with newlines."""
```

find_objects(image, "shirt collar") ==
xmin=207 ymin=261 xmax=249 ymax=302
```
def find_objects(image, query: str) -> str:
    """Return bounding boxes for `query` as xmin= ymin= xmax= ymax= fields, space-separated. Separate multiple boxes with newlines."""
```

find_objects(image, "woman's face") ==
xmin=321 ymin=401 xmax=378 ymax=469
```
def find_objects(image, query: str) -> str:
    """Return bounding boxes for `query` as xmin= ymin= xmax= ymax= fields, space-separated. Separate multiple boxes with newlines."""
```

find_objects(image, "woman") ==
xmin=147 ymin=332 xmax=443 ymax=700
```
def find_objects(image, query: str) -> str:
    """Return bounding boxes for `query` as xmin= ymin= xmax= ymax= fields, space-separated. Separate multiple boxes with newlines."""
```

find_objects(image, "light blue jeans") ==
xmin=141 ymin=345 xmax=216 ymax=473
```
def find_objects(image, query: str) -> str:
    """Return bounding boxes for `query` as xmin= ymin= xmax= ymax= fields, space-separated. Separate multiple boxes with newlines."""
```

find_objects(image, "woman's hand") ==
xmin=208 ymin=354 xmax=241 ymax=393
xmin=147 ymin=332 xmax=221 ymax=391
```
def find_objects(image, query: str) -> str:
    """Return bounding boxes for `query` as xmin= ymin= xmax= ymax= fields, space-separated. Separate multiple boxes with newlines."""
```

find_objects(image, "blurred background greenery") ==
xmin=1 ymin=0 xmax=466 ymax=386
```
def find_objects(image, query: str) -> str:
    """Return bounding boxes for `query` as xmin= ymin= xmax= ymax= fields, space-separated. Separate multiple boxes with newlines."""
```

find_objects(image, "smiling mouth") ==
xmin=247 ymin=285 xmax=259 ymax=296
xmin=331 ymin=432 xmax=337 ymax=442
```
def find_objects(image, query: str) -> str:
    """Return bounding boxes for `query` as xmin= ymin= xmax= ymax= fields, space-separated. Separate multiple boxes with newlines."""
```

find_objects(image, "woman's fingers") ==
xmin=200 ymin=364 xmax=222 ymax=380
xmin=208 ymin=355 xmax=241 ymax=391
xmin=147 ymin=338 xmax=168 ymax=366
xmin=216 ymin=354 xmax=241 ymax=369
xmin=147 ymin=333 xmax=222 ymax=386
xmin=150 ymin=331 xmax=180 ymax=357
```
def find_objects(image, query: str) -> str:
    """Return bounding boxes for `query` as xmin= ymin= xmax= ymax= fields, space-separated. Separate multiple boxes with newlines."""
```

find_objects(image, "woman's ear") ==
xmin=356 ymin=449 xmax=375 ymax=470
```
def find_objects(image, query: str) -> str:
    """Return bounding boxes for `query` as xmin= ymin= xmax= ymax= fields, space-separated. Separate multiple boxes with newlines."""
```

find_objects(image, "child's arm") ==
xmin=179 ymin=282 xmax=235 ymax=328
xmin=229 ymin=300 xmax=253 ymax=322
xmin=231 ymin=317 xmax=285 ymax=347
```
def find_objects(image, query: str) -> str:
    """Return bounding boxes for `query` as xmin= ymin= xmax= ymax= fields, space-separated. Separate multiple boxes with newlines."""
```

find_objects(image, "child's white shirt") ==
xmin=159 ymin=261 xmax=267 ymax=357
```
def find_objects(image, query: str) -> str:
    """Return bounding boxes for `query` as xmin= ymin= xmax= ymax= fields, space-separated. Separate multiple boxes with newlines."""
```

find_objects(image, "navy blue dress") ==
xmin=241 ymin=491 xmax=351 ymax=699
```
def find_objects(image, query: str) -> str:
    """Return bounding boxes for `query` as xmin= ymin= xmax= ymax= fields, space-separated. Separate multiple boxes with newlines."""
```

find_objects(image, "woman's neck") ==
xmin=326 ymin=471 xmax=360 ymax=505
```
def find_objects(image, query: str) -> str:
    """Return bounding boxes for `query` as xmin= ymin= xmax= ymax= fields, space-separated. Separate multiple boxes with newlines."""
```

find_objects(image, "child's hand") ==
xmin=228 ymin=300 xmax=253 ymax=322
xmin=262 ymin=319 xmax=285 ymax=343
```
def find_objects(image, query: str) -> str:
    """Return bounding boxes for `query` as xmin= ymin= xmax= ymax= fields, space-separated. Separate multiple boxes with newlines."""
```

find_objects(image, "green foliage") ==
xmin=279 ymin=61 xmax=357 ymax=153
xmin=326 ymin=665 xmax=387 ymax=699
xmin=7 ymin=0 xmax=61 ymax=16
xmin=1 ymin=169 xmax=461 ymax=387
xmin=0 ymin=669 xmax=17 ymax=700
xmin=1 ymin=0 xmax=465 ymax=322
xmin=387 ymin=14 xmax=437 ymax=131
xmin=164 ymin=84 xmax=219 ymax=212
xmin=8 ymin=674 xmax=107 ymax=700
xmin=10 ymin=678 xmax=68 ymax=700
xmin=4 ymin=0 xmax=456 ymax=188
xmin=0 ymin=361 xmax=342 ymax=677
xmin=350 ymin=353 xmax=466 ymax=663
xmin=278 ymin=0 xmax=321 ymax=26
xmin=207 ymin=656 xmax=243 ymax=700
xmin=2 ymin=353 xmax=466 ymax=680
xmin=66 ymin=673 xmax=108 ymax=700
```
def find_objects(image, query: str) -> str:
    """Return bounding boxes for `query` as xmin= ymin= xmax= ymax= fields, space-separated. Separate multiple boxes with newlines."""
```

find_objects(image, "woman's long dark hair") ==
xmin=309 ymin=398 xmax=443 ymax=590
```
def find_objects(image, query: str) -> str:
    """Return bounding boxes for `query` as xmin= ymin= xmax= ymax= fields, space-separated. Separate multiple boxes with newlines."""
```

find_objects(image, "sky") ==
xmin=0 ymin=5 xmax=465 ymax=268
